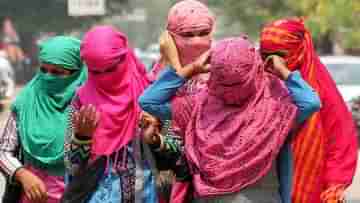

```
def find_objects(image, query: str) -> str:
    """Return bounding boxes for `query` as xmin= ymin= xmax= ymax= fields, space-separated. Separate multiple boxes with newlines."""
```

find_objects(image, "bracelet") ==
xmin=72 ymin=134 xmax=92 ymax=145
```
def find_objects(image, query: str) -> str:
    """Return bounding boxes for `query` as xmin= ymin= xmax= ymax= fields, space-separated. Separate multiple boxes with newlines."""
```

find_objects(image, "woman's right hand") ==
xmin=15 ymin=168 xmax=47 ymax=203
xmin=265 ymin=55 xmax=291 ymax=80
xmin=73 ymin=105 xmax=100 ymax=137
xmin=159 ymin=31 xmax=182 ymax=71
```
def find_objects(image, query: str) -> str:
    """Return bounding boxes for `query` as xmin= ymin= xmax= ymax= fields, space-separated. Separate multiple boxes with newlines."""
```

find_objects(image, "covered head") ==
xmin=208 ymin=36 xmax=264 ymax=105
xmin=260 ymin=18 xmax=308 ymax=71
xmin=166 ymin=0 xmax=215 ymax=66
xmin=78 ymin=26 xmax=149 ymax=156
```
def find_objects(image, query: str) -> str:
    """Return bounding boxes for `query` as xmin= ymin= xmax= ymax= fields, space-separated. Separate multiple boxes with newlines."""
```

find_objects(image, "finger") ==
xmin=88 ymin=105 xmax=96 ymax=120
xmin=199 ymin=50 xmax=211 ymax=64
xmin=72 ymin=112 xmax=78 ymax=126
xmin=89 ymin=106 xmax=98 ymax=126
xmin=264 ymin=55 xmax=274 ymax=66
xmin=87 ymin=106 xmax=95 ymax=124
xmin=278 ymin=56 xmax=287 ymax=65
xmin=202 ymin=64 xmax=211 ymax=73
xmin=78 ymin=107 xmax=86 ymax=125
xmin=32 ymin=187 xmax=43 ymax=203
xmin=79 ymin=106 xmax=86 ymax=117
xmin=25 ymin=190 xmax=34 ymax=202
xmin=95 ymin=111 xmax=101 ymax=126
xmin=38 ymin=183 xmax=48 ymax=203
xmin=83 ymin=105 xmax=92 ymax=124
xmin=91 ymin=106 xmax=97 ymax=122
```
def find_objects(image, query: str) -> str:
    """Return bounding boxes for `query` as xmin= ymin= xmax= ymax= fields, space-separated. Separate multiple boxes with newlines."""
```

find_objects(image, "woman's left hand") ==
xmin=177 ymin=51 xmax=211 ymax=79
xmin=141 ymin=112 xmax=161 ymax=147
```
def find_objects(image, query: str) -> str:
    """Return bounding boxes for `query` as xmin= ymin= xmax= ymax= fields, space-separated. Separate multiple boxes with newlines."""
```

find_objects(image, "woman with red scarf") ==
xmin=260 ymin=18 xmax=358 ymax=203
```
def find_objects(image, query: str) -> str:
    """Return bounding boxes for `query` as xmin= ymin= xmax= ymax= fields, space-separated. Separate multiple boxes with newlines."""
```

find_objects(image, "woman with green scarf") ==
xmin=0 ymin=36 xmax=87 ymax=203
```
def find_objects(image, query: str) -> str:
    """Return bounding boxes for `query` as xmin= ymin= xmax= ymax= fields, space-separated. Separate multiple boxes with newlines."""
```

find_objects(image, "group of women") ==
xmin=0 ymin=0 xmax=357 ymax=203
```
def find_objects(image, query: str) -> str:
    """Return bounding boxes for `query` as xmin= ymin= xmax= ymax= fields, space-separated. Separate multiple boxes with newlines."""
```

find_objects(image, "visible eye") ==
xmin=40 ymin=66 xmax=48 ymax=73
xmin=179 ymin=29 xmax=211 ymax=38
xmin=180 ymin=32 xmax=195 ymax=38
xmin=198 ymin=30 xmax=211 ymax=37
xmin=90 ymin=65 xmax=117 ymax=75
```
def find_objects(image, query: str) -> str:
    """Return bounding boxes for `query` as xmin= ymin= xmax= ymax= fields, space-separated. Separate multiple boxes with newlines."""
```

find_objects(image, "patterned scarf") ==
xmin=172 ymin=37 xmax=297 ymax=197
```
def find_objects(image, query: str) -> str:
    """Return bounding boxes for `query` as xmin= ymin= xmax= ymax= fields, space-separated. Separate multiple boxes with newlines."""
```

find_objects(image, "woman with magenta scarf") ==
xmin=139 ymin=35 xmax=321 ymax=202
xmin=63 ymin=26 xmax=158 ymax=203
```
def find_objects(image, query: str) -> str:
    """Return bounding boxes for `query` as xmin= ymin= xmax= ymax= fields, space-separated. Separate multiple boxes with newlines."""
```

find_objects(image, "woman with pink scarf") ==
xmin=62 ymin=26 xmax=158 ymax=203
xmin=146 ymin=1 xmax=215 ymax=201
xmin=139 ymin=36 xmax=321 ymax=202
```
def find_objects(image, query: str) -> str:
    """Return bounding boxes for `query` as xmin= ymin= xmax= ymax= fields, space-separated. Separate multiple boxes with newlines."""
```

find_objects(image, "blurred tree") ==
xmin=219 ymin=0 xmax=360 ymax=54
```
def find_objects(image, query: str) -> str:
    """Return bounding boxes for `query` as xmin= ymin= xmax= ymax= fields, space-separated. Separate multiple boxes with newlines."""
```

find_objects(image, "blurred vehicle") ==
xmin=320 ymin=56 xmax=360 ymax=104
xmin=351 ymin=96 xmax=360 ymax=132
xmin=146 ymin=43 xmax=160 ymax=59
xmin=0 ymin=50 xmax=15 ymax=99
xmin=135 ymin=44 xmax=160 ymax=71
xmin=320 ymin=56 xmax=360 ymax=132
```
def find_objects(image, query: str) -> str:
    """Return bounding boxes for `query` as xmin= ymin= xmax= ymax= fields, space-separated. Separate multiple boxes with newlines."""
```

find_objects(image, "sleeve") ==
xmin=139 ymin=67 xmax=186 ymax=121
xmin=0 ymin=113 xmax=23 ymax=178
xmin=285 ymin=71 xmax=321 ymax=124
xmin=64 ymin=96 xmax=92 ymax=177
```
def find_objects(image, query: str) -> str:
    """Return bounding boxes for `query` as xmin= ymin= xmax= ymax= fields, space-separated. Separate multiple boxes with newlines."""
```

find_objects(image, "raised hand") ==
xmin=73 ymin=105 xmax=100 ymax=137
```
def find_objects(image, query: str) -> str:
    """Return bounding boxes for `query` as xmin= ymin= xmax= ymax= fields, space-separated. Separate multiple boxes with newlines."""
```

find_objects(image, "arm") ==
xmin=285 ymin=71 xmax=321 ymax=123
xmin=1 ymin=113 xmax=48 ymax=202
xmin=139 ymin=50 xmax=210 ymax=120
xmin=64 ymin=97 xmax=92 ymax=177
xmin=0 ymin=113 xmax=23 ymax=179
xmin=139 ymin=67 xmax=186 ymax=120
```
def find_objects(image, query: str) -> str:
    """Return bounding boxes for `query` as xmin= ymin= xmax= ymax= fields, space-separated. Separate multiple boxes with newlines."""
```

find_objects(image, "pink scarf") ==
xmin=172 ymin=37 xmax=298 ymax=197
xmin=148 ymin=0 xmax=214 ymax=96
xmin=78 ymin=26 xmax=149 ymax=156
xmin=167 ymin=0 xmax=214 ymax=67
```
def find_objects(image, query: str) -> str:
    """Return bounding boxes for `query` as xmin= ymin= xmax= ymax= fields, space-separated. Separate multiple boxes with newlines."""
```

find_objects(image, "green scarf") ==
xmin=11 ymin=36 xmax=87 ymax=175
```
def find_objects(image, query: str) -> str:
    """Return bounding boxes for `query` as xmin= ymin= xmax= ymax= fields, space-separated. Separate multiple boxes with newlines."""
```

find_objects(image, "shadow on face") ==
xmin=40 ymin=63 xmax=75 ymax=77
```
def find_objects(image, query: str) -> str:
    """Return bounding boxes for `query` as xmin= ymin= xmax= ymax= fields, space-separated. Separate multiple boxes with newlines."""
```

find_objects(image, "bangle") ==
xmin=72 ymin=134 xmax=92 ymax=145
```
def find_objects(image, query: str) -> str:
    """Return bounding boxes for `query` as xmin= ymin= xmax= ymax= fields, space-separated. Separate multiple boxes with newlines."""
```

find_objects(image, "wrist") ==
xmin=279 ymin=67 xmax=291 ymax=80
xmin=15 ymin=167 xmax=27 ymax=182
xmin=73 ymin=133 xmax=92 ymax=145
xmin=177 ymin=64 xmax=195 ymax=79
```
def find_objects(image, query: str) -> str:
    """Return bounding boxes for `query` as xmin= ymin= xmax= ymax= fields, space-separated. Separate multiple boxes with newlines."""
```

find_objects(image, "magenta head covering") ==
xmin=78 ymin=26 xmax=149 ymax=156
xmin=166 ymin=0 xmax=215 ymax=66
xmin=208 ymin=37 xmax=264 ymax=105
xmin=172 ymin=37 xmax=298 ymax=196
